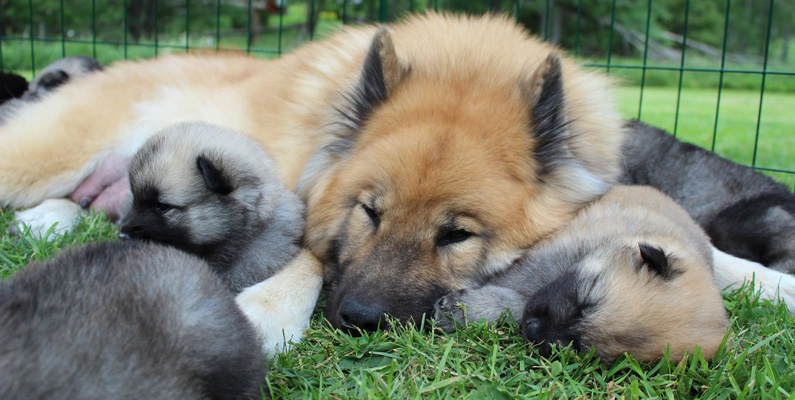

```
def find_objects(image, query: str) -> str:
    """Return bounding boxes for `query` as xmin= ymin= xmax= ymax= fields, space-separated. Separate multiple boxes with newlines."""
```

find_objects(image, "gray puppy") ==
xmin=621 ymin=120 xmax=795 ymax=273
xmin=0 ymin=241 xmax=264 ymax=399
xmin=435 ymin=186 xmax=730 ymax=362
xmin=0 ymin=56 xmax=103 ymax=123
xmin=120 ymin=122 xmax=305 ymax=293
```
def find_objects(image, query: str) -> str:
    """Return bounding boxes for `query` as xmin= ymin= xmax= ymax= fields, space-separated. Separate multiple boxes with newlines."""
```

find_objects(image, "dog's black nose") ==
xmin=118 ymin=232 xmax=131 ymax=240
xmin=339 ymin=300 xmax=387 ymax=333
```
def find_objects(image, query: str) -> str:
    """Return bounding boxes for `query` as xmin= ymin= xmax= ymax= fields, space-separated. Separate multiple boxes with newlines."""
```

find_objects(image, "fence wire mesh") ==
xmin=1 ymin=0 xmax=792 ymax=185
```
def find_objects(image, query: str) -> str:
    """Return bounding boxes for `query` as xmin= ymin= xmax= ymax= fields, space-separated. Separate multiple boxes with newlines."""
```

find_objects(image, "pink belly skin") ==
xmin=68 ymin=153 xmax=133 ymax=222
xmin=89 ymin=176 xmax=131 ymax=222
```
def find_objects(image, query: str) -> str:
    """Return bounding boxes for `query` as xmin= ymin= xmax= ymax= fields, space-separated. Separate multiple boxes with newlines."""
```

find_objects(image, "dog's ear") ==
xmin=638 ymin=243 xmax=679 ymax=279
xmin=360 ymin=28 xmax=409 ymax=106
xmin=197 ymin=156 xmax=234 ymax=195
xmin=336 ymin=28 xmax=409 ymax=133
xmin=520 ymin=53 xmax=569 ymax=177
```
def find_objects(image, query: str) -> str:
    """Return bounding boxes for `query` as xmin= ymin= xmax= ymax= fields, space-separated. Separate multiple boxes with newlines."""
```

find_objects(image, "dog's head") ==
xmin=521 ymin=240 xmax=729 ymax=362
xmin=296 ymin=21 xmax=624 ymax=332
xmin=120 ymin=122 xmax=292 ymax=273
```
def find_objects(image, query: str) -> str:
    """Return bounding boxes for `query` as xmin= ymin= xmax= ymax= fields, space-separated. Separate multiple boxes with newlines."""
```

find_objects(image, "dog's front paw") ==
xmin=234 ymin=250 xmax=323 ymax=357
xmin=11 ymin=199 xmax=84 ymax=238
xmin=433 ymin=289 xmax=470 ymax=332
xmin=235 ymin=279 xmax=309 ymax=357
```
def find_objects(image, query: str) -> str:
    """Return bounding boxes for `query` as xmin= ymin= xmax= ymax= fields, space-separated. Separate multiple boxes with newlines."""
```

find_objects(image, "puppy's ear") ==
xmin=520 ymin=53 xmax=569 ymax=177
xmin=638 ymin=243 xmax=678 ymax=279
xmin=37 ymin=70 xmax=69 ymax=91
xmin=197 ymin=156 xmax=234 ymax=195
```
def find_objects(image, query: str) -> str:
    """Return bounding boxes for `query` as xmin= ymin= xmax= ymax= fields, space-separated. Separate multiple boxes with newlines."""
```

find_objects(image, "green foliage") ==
xmin=3 ymin=0 xmax=792 ymax=63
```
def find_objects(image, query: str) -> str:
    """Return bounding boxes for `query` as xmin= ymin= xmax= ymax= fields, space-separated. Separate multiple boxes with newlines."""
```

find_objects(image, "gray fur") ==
xmin=0 ymin=241 xmax=264 ymax=399
xmin=620 ymin=120 xmax=795 ymax=273
xmin=0 ymin=56 xmax=103 ymax=124
xmin=120 ymin=122 xmax=305 ymax=293
xmin=434 ymin=185 xmax=728 ymax=361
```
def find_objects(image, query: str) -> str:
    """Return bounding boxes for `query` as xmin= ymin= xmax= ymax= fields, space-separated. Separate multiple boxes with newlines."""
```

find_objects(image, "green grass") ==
xmin=1 ymin=210 xmax=794 ymax=399
xmin=592 ymin=56 xmax=795 ymax=93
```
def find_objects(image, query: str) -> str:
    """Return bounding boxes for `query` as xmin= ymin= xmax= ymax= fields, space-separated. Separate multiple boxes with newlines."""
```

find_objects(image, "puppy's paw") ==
xmin=434 ymin=285 xmax=528 ymax=332
xmin=433 ymin=289 xmax=470 ymax=332
xmin=11 ymin=199 xmax=84 ymax=238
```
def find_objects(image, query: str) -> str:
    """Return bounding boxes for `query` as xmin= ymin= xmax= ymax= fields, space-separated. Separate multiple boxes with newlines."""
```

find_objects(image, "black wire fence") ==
xmin=1 ymin=0 xmax=792 ymax=185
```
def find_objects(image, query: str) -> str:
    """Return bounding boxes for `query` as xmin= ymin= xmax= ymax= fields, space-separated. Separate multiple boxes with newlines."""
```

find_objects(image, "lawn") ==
xmin=2 ymin=208 xmax=794 ymax=399
xmin=1 ymin=86 xmax=794 ymax=398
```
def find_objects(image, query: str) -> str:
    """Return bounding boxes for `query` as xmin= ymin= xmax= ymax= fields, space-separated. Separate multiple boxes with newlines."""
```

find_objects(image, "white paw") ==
xmin=10 ymin=199 xmax=84 ymax=238
xmin=234 ymin=250 xmax=323 ymax=357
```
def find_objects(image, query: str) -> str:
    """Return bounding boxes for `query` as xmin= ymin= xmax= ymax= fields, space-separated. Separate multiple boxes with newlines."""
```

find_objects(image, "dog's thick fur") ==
xmin=621 ymin=120 xmax=795 ymax=274
xmin=0 ymin=14 xmax=624 ymax=331
xmin=120 ymin=122 xmax=305 ymax=293
xmin=434 ymin=185 xmax=730 ymax=362
xmin=0 ymin=241 xmax=264 ymax=399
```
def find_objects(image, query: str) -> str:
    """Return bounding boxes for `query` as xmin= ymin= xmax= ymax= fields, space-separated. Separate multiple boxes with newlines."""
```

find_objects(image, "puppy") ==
xmin=120 ymin=122 xmax=306 ymax=293
xmin=0 ymin=241 xmax=264 ymax=399
xmin=621 ymin=120 xmax=795 ymax=274
xmin=0 ymin=72 xmax=28 ymax=104
xmin=435 ymin=185 xmax=730 ymax=362
xmin=120 ymin=122 xmax=323 ymax=355
xmin=0 ymin=56 xmax=103 ymax=124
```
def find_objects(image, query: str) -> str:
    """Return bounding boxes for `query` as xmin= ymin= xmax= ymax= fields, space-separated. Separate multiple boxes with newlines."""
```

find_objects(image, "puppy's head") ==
xmin=521 ymin=240 xmax=729 ymax=362
xmin=120 ymin=122 xmax=295 ymax=272
xmin=25 ymin=56 xmax=103 ymax=100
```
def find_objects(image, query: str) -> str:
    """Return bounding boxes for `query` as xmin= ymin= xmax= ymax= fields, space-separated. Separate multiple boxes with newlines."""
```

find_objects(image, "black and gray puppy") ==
xmin=120 ymin=122 xmax=305 ymax=293
xmin=621 ymin=120 xmax=795 ymax=273
xmin=0 ymin=241 xmax=264 ymax=399
xmin=435 ymin=186 xmax=730 ymax=362
xmin=0 ymin=56 xmax=103 ymax=123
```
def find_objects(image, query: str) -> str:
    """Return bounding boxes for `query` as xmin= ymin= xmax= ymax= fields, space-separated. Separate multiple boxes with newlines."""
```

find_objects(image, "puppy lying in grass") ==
xmin=435 ymin=185 xmax=730 ymax=362
xmin=0 ymin=241 xmax=265 ymax=399
xmin=120 ymin=122 xmax=323 ymax=356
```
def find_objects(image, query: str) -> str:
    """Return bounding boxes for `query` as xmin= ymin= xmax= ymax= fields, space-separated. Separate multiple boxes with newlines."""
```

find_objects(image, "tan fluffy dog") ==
xmin=2 ymin=14 xmax=781 ymax=352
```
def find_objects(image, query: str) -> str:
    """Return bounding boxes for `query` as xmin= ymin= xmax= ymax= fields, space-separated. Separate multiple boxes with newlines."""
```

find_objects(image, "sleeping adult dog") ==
xmin=1 ymin=13 xmax=789 ymax=341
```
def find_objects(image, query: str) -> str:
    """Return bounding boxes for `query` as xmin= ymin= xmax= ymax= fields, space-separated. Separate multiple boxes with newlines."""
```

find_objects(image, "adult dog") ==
xmin=0 ymin=13 xmax=786 ymax=333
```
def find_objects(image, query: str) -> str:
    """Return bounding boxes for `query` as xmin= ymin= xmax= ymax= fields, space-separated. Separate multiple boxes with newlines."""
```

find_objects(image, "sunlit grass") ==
xmin=2 ymin=202 xmax=794 ymax=399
